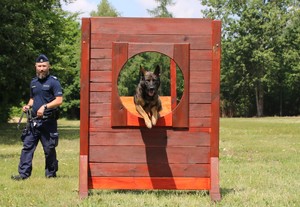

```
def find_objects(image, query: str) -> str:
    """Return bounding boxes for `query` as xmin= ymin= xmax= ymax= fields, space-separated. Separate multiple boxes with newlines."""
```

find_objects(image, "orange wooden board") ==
xmin=89 ymin=177 xmax=210 ymax=190
xmin=120 ymin=96 xmax=171 ymax=117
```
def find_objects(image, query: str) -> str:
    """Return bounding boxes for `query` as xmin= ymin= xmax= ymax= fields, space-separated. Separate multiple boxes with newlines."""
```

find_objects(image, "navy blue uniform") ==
xmin=18 ymin=75 xmax=63 ymax=178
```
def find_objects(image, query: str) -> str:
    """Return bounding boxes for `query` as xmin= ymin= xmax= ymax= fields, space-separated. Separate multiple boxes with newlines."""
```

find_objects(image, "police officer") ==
xmin=11 ymin=54 xmax=63 ymax=180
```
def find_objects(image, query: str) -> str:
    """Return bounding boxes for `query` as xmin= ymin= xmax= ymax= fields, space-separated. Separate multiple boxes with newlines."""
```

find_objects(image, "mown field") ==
xmin=0 ymin=117 xmax=299 ymax=206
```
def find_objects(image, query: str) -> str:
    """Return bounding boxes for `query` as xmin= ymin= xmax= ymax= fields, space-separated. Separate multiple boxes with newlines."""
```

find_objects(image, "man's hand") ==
xmin=22 ymin=105 xmax=31 ymax=112
xmin=37 ymin=105 xmax=46 ymax=117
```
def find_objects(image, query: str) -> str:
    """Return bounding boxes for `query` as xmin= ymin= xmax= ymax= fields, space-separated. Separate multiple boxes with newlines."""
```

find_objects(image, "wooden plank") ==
xmin=90 ymin=103 xmax=110 ymax=117
xmin=190 ymin=71 xmax=212 ymax=83
xmin=90 ymin=71 xmax=111 ymax=83
xmin=91 ymin=33 xmax=212 ymax=50
xmin=111 ymin=42 xmax=128 ymax=127
xmin=90 ymin=83 xmax=111 ymax=92
xmin=91 ymin=48 xmax=111 ymax=59
xmin=211 ymin=20 xmax=221 ymax=158
xmin=91 ymin=18 xmax=213 ymax=36
xmin=79 ymin=155 xmax=88 ymax=198
xmin=89 ymin=163 xmax=210 ymax=177
xmin=126 ymin=111 xmax=173 ymax=127
xmin=189 ymin=83 xmax=211 ymax=93
xmin=90 ymin=117 xmax=111 ymax=129
xmin=190 ymin=60 xmax=212 ymax=71
xmin=189 ymin=104 xmax=211 ymax=117
xmin=89 ymin=146 xmax=210 ymax=164
xmin=172 ymin=44 xmax=190 ymax=128
xmin=90 ymin=92 xmax=111 ymax=103
xmin=210 ymin=157 xmax=221 ymax=201
xmin=170 ymin=59 xmax=177 ymax=110
xmin=190 ymin=92 xmax=211 ymax=104
xmin=89 ymin=129 xmax=211 ymax=146
xmin=80 ymin=18 xmax=90 ymax=157
xmin=190 ymin=50 xmax=212 ymax=61
xmin=120 ymin=96 xmax=171 ymax=117
xmin=90 ymin=59 xmax=111 ymax=71
xmin=89 ymin=177 xmax=210 ymax=190
xmin=128 ymin=43 xmax=174 ymax=58
xmin=189 ymin=118 xmax=211 ymax=128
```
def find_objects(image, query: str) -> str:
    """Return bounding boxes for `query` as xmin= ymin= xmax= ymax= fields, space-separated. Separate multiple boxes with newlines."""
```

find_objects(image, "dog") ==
xmin=134 ymin=65 xmax=162 ymax=129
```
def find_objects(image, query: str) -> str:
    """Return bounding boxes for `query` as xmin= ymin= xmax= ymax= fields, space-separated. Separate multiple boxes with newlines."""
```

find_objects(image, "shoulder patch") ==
xmin=50 ymin=75 xmax=58 ymax=80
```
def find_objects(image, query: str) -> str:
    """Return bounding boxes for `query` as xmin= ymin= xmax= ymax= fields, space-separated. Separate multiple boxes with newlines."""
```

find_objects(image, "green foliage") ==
xmin=51 ymin=12 xmax=81 ymax=119
xmin=90 ymin=0 xmax=120 ymax=17
xmin=0 ymin=0 xmax=75 ymax=122
xmin=147 ymin=0 xmax=175 ymax=17
xmin=201 ymin=0 xmax=300 ymax=116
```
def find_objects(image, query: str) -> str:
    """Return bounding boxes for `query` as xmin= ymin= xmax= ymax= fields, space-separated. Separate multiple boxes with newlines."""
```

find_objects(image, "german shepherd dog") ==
xmin=134 ymin=65 xmax=162 ymax=129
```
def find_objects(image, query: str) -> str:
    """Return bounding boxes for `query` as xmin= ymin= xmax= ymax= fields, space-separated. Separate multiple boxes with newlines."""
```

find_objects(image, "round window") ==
xmin=117 ymin=52 xmax=184 ymax=117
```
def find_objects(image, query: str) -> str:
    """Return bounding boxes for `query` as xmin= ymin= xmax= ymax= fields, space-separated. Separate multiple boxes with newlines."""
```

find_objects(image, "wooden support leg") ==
xmin=79 ymin=155 xmax=89 ymax=199
xmin=210 ymin=157 xmax=221 ymax=201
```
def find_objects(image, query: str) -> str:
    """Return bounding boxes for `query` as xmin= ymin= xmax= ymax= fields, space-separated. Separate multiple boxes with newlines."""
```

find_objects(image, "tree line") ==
xmin=1 ymin=0 xmax=299 ymax=123
xmin=201 ymin=0 xmax=300 ymax=116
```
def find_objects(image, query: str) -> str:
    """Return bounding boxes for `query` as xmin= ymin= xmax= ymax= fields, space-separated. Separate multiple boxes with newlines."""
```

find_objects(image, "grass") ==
xmin=0 ymin=117 xmax=299 ymax=206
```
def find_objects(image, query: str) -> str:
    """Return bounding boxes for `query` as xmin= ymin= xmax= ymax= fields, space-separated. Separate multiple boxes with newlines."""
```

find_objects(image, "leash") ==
xmin=17 ymin=109 xmax=33 ymax=130
xmin=17 ymin=112 xmax=25 ymax=130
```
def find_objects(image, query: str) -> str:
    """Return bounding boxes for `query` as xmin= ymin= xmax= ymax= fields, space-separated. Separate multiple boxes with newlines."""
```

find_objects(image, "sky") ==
xmin=62 ymin=0 xmax=205 ymax=19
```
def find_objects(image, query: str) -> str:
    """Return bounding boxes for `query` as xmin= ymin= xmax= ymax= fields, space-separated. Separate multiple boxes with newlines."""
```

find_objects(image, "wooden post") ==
xmin=79 ymin=18 xmax=91 ymax=199
xmin=210 ymin=19 xmax=221 ymax=201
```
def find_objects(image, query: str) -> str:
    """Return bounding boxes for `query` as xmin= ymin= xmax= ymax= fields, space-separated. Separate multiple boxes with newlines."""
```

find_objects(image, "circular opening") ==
xmin=117 ymin=52 xmax=184 ymax=117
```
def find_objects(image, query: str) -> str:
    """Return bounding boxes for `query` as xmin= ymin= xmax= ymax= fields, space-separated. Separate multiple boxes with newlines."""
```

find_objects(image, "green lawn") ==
xmin=0 ymin=117 xmax=299 ymax=206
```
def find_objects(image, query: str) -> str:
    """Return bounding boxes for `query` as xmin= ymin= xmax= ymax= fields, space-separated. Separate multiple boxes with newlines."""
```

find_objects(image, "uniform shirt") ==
xmin=30 ymin=75 xmax=63 ymax=115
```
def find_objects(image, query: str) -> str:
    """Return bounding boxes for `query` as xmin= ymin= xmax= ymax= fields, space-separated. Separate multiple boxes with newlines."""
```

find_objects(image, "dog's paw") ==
xmin=151 ymin=116 xmax=157 ymax=126
xmin=145 ymin=119 xmax=152 ymax=129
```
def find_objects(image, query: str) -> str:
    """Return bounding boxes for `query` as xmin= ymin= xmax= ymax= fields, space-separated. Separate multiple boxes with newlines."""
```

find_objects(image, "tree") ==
xmin=51 ymin=12 xmax=81 ymax=119
xmin=201 ymin=0 xmax=300 ymax=117
xmin=90 ymin=0 xmax=120 ymax=17
xmin=0 ymin=0 xmax=71 ymax=122
xmin=147 ymin=0 xmax=175 ymax=17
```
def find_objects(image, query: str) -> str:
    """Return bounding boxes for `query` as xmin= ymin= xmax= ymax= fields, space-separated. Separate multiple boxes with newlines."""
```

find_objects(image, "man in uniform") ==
xmin=11 ymin=54 xmax=63 ymax=180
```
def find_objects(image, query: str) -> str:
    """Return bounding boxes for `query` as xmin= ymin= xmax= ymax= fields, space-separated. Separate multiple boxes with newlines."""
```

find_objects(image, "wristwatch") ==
xmin=44 ymin=104 xmax=48 ymax=109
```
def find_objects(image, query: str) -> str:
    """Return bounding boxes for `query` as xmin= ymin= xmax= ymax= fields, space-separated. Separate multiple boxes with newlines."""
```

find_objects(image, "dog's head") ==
xmin=140 ymin=65 xmax=160 ymax=97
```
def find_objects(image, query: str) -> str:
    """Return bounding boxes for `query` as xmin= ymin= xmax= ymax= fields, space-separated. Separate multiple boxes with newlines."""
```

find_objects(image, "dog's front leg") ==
xmin=136 ymin=105 xmax=152 ymax=128
xmin=151 ymin=107 xmax=159 ymax=126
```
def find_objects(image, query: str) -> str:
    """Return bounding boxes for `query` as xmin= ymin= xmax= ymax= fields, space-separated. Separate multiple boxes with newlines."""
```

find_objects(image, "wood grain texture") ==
xmin=80 ymin=17 xmax=221 ymax=198
xmin=89 ymin=129 xmax=211 ymax=146
xmin=89 ymin=146 xmax=210 ymax=164
xmin=89 ymin=163 xmax=210 ymax=177
xmin=89 ymin=177 xmax=210 ymax=190
xmin=91 ymin=33 xmax=212 ymax=50
xmin=80 ymin=18 xmax=90 ymax=156
xmin=90 ymin=18 xmax=213 ymax=35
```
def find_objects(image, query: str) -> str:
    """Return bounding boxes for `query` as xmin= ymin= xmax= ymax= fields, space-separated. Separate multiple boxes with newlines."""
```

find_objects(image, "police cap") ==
xmin=35 ymin=54 xmax=49 ymax=63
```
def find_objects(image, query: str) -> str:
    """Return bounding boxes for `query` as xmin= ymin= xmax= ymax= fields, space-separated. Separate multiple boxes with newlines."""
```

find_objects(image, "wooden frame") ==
xmin=80 ymin=17 xmax=221 ymax=201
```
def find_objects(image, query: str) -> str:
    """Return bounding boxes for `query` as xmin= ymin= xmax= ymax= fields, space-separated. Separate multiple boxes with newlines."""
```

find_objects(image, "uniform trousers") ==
xmin=18 ymin=119 xmax=59 ymax=178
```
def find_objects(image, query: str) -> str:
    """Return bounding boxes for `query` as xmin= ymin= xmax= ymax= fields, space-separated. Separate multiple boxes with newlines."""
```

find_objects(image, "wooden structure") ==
xmin=80 ymin=17 xmax=221 ymax=201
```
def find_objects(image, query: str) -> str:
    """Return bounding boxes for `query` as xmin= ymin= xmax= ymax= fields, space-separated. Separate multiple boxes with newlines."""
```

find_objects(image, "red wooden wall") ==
xmin=80 ymin=17 xmax=221 ymax=201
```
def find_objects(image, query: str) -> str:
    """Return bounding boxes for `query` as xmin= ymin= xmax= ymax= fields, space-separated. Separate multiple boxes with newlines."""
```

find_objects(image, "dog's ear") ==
xmin=140 ymin=65 xmax=146 ymax=80
xmin=154 ymin=65 xmax=160 ymax=77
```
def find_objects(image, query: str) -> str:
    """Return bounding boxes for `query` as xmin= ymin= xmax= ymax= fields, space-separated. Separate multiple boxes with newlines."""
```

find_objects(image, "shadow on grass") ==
xmin=220 ymin=188 xmax=238 ymax=197
xmin=0 ymin=123 xmax=79 ymax=145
